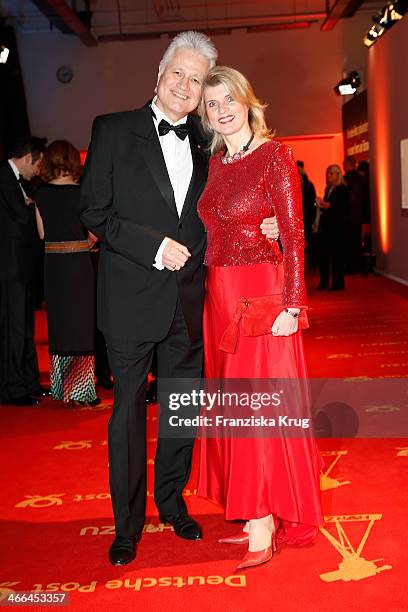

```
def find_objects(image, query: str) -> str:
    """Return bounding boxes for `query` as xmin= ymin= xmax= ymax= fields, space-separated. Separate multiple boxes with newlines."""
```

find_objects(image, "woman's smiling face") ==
xmin=204 ymin=82 xmax=249 ymax=136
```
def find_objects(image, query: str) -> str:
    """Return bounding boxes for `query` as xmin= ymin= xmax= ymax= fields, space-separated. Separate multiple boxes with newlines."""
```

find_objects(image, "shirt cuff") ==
xmin=153 ymin=237 xmax=171 ymax=270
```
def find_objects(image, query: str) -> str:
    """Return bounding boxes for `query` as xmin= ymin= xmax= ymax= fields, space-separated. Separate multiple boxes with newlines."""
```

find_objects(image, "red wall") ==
xmin=367 ymin=18 xmax=408 ymax=283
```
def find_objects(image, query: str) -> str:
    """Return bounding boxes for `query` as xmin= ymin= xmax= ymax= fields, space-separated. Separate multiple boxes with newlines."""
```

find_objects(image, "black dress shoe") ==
xmin=72 ymin=397 xmax=101 ymax=408
xmin=9 ymin=395 xmax=41 ymax=406
xmin=108 ymin=536 xmax=137 ymax=566
xmin=328 ymin=285 xmax=345 ymax=291
xmin=97 ymin=378 xmax=114 ymax=390
xmin=31 ymin=386 xmax=51 ymax=398
xmin=159 ymin=514 xmax=202 ymax=540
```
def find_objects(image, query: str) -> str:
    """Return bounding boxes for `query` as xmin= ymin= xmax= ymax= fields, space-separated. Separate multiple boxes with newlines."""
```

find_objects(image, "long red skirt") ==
xmin=197 ymin=263 xmax=323 ymax=545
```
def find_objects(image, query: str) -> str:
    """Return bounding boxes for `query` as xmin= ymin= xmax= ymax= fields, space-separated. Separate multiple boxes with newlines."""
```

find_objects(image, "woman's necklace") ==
xmin=221 ymin=132 xmax=255 ymax=165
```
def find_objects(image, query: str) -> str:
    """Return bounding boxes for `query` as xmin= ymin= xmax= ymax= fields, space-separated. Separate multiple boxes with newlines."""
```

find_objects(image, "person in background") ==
xmin=343 ymin=155 xmax=364 ymax=274
xmin=357 ymin=160 xmax=372 ymax=275
xmin=35 ymin=140 xmax=99 ymax=407
xmin=0 ymin=136 xmax=48 ymax=406
xmin=296 ymin=160 xmax=316 ymax=267
xmin=357 ymin=160 xmax=371 ymax=224
xmin=317 ymin=164 xmax=348 ymax=291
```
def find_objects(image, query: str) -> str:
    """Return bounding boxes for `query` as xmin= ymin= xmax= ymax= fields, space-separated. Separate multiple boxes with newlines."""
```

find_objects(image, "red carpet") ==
xmin=1 ymin=273 xmax=407 ymax=611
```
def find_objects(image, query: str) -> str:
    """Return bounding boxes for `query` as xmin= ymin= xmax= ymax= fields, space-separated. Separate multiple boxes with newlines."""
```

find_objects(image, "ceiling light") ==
xmin=334 ymin=71 xmax=361 ymax=96
xmin=363 ymin=1 xmax=408 ymax=47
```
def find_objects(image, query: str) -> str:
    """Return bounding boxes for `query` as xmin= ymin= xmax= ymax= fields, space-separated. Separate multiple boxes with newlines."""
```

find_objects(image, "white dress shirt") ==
xmin=8 ymin=159 xmax=29 ymax=204
xmin=151 ymin=98 xmax=193 ymax=269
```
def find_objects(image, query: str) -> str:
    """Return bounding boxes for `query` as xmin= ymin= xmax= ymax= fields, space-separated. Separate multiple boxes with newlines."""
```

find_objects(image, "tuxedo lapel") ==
xmin=131 ymin=105 xmax=178 ymax=218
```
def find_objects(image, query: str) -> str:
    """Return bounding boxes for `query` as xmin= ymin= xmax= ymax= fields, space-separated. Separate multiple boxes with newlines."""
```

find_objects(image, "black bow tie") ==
xmin=158 ymin=119 xmax=189 ymax=141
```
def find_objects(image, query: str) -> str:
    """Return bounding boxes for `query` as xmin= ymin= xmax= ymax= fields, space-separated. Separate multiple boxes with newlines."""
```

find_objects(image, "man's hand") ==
xmin=162 ymin=239 xmax=191 ymax=271
xmin=260 ymin=216 xmax=279 ymax=240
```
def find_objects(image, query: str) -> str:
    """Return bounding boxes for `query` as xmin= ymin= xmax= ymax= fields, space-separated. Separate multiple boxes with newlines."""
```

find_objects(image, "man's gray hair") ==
xmin=160 ymin=31 xmax=218 ymax=72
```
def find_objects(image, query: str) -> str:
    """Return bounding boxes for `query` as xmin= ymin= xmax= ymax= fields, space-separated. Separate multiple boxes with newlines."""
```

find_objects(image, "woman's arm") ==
xmin=35 ymin=205 xmax=44 ymax=240
xmin=264 ymin=142 xmax=307 ymax=311
xmin=264 ymin=143 xmax=307 ymax=336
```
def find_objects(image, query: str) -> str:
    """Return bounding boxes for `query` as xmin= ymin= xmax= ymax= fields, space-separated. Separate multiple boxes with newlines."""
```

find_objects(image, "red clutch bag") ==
xmin=219 ymin=294 xmax=308 ymax=354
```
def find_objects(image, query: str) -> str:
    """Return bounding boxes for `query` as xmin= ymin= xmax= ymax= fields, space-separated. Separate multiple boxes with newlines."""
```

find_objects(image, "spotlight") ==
xmin=363 ymin=23 xmax=385 ymax=47
xmin=363 ymin=1 xmax=408 ymax=47
xmin=334 ymin=71 xmax=361 ymax=96
xmin=377 ymin=0 xmax=408 ymax=25
xmin=0 ymin=45 xmax=9 ymax=64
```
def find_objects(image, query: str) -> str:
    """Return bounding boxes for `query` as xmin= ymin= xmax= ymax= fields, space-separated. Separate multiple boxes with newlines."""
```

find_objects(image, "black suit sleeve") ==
xmin=0 ymin=167 xmax=29 ymax=225
xmin=79 ymin=116 xmax=165 ymax=270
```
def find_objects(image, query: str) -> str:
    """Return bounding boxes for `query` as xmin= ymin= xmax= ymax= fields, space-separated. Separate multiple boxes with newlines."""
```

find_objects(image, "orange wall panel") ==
xmin=277 ymin=133 xmax=344 ymax=196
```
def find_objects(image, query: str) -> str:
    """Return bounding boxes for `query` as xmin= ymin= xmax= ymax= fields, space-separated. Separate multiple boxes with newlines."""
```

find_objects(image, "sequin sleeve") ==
xmin=264 ymin=142 xmax=307 ymax=309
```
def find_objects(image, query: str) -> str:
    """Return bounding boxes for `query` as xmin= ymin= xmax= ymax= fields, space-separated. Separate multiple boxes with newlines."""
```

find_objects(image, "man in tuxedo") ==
xmin=0 ymin=137 xmax=46 ymax=406
xmin=80 ymin=31 xmax=277 ymax=566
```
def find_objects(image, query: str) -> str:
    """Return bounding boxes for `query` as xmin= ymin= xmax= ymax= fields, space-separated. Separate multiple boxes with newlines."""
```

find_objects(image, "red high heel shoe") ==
xmin=236 ymin=529 xmax=277 ymax=570
xmin=219 ymin=531 xmax=249 ymax=545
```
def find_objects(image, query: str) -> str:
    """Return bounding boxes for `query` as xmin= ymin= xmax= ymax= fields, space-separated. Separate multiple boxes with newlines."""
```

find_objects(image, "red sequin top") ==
xmin=198 ymin=139 xmax=307 ymax=309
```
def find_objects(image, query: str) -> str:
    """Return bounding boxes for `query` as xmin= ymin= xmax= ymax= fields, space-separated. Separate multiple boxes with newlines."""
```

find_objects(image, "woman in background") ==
xmin=197 ymin=66 xmax=322 ymax=570
xmin=35 ymin=140 xmax=99 ymax=407
xmin=316 ymin=164 xmax=348 ymax=291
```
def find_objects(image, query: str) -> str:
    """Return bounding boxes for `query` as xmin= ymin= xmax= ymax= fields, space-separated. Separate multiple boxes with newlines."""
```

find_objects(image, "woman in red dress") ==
xmin=197 ymin=66 xmax=323 ymax=569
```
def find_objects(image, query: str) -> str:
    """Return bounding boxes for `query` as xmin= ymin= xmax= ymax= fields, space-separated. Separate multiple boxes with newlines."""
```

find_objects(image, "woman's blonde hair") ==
xmin=198 ymin=65 xmax=272 ymax=155
xmin=326 ymin=164 xmax=345 ymax=187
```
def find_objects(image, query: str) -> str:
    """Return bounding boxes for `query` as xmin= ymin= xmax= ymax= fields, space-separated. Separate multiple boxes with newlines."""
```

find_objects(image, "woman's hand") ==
xmin=271 ymin=309 xmax=300 ymax=336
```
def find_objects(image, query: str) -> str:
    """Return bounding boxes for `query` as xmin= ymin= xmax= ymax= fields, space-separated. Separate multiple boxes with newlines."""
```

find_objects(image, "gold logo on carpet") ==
xmin=15 ymin=494 xmax=64 ymax=508
xmin=365 ymin=405 xmax=400 ymax=413
xmin=80 ymin=525 xmax=116 ymax=536
xmin=396 ymin=446 xmax=408 ymax=456
xmin=320 ymin=514 xmax=392 ymax=582
xmin=79 ymin=522 xmax=175 ymax=536
xmin=320 ymin=451 xmax=351 ymax=490
xmin=54 ymin=441 xmax=92 ymax=450
xmin=76 ymin=401 xmax=112 ymax=411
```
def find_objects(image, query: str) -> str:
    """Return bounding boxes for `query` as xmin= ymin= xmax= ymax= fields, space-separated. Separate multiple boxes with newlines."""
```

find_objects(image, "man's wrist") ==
xmin=153 ymin=237 xmax=170 ymax=270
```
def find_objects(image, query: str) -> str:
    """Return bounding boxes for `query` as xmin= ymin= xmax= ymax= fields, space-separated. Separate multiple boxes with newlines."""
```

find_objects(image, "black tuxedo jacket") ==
xmin=0 ymin=161 xmax=39 ymax=281
xmin=80 ymin=103 xmax=209 ymax=342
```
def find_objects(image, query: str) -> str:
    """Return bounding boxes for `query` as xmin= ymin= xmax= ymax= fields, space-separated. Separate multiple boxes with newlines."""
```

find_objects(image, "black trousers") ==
xmin=105 ymin=301 xmax=203 ymax=538
xmin=0 ymin=280 xmax=40 ymax=402
xmin=95 ymin=327 xmax=111 ymax=383
xmin=318 ymin=232 xmax=345 ymax=289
